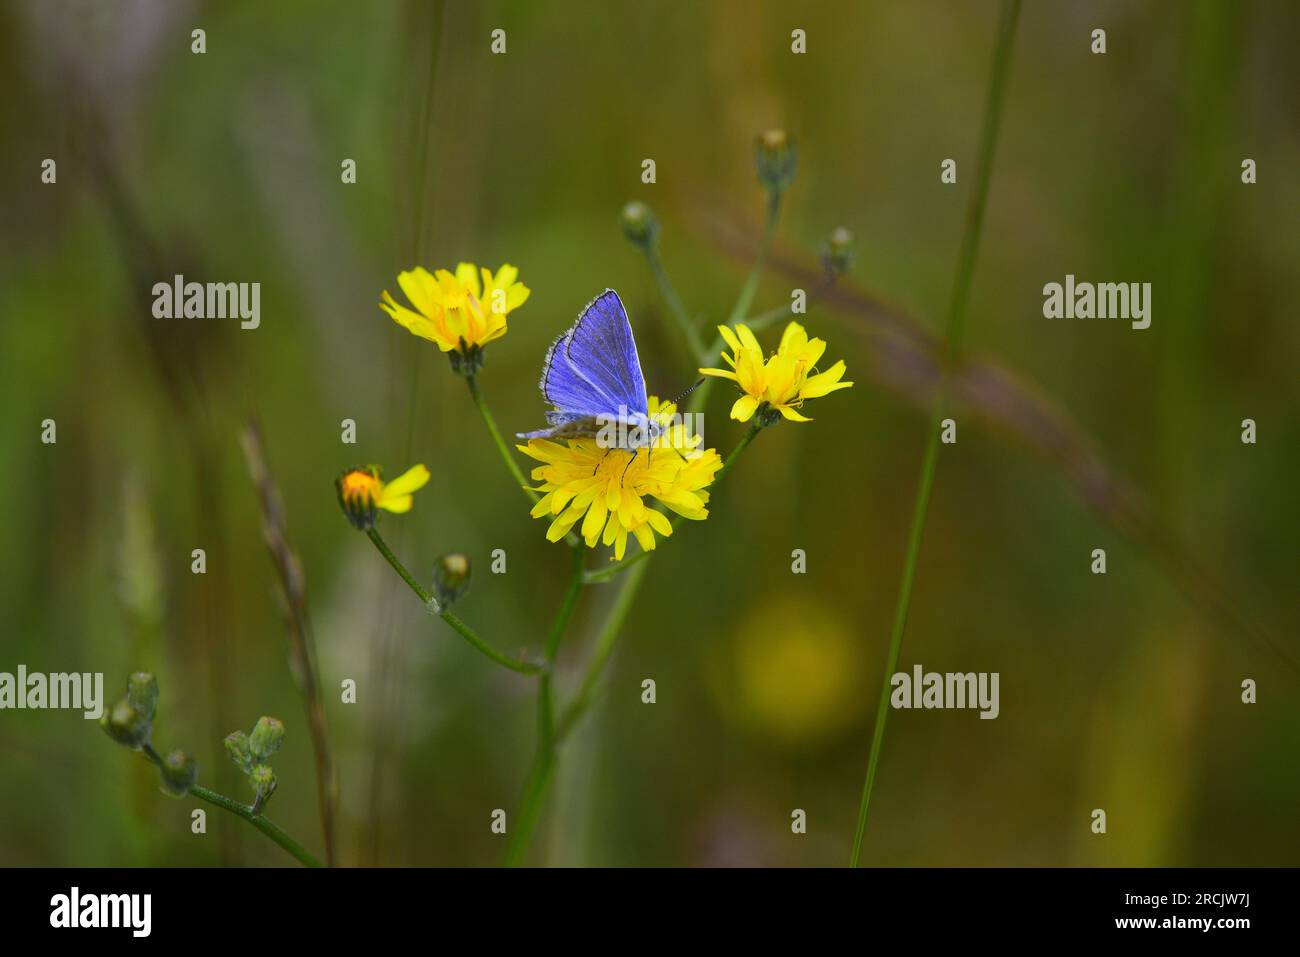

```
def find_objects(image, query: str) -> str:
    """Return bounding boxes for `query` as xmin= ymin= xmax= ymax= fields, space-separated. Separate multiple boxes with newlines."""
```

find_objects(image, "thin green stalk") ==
xmin=737 ymin=275 xmax=835 ymax=340
xmin=849 ymin=0 xmax=1020 ymax=868
xmin=466 ymin=374 xmax=539 ymax=504
xmin=365 ymin=526 xmax=545 ymax=675
xmin=689 ymin=194 xmax=783 ymax=416
xmin=726 ymin=193 xmax=782 ymax=328
xmin=716 ymin=420 xmax=764 ymax=481
xmin=190 ymin=784 xmax=321 ymax=867
xmin=557 ymin=557 xmax=652 ymax=741
xmin=643 ymin=243 xmax=707 ymax=361
xmin=469 ymin=374 xmax=581 ymax=548
xmin=582 ymin=420 xmax=763 ymax=584
xmin=138 ymin=745 xmax=321 ymax=868
xmin=847 ymin=410 xmax=942 ymax=867
xmin=504 ymin=547 xmax=586 ymax=866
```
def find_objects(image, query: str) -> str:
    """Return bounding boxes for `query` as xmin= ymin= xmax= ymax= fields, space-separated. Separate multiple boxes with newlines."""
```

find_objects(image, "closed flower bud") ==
xmin=224 ymin=730 xmax=254 ymax=772
xmin=336 ymin=466 xmax=382 ymax=530
xmin=432 ymin=553 xmax=471 ymax=608
xmin=754 ymin=129 xmax=796 ymax=194
xmin=100 ymin=697 xmax=151 ymax=749
xmin=819 ymin=226 xmax=854 ymax=277
xmin=126 ymin=671 xmax=159 ymax=721
xmin=248 ymin=764 xmax=277 ymax=812
xmin=620 ymin=201 xmax=659 ymax=248
xmin=249 ymin=716 xmax=284 ymax=760
xmin=159 ymin=749 xmax=198 ymax=796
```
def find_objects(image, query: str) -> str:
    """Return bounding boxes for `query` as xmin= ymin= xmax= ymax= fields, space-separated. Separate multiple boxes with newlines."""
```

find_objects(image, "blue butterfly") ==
xmin=518 ymin=290 xmax=665 ymax=450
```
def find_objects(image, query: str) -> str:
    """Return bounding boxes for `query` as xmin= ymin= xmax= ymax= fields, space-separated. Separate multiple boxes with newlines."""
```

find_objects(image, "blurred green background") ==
xmin=1 ymin=0 xmax=1296 ymax=867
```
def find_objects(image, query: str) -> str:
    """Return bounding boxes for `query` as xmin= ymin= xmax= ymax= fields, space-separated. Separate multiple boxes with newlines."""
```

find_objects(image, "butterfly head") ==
xmin=634 ymin=415 xmax=665 ymax=449
xmin=594 ymin=411 xmax=663 ymax=450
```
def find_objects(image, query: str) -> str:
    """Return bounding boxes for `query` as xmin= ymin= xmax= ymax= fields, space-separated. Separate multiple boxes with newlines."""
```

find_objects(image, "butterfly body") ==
xmin=518 ymin=290 xmax=664 ymax=450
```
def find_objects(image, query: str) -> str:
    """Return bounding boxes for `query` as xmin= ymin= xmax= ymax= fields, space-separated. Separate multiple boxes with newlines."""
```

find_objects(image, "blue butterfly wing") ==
xmin=521 ymin=290 xmax=648 ymax=440
xmin=554 ymin=290 xmax=648 ymax=417
xmin=537 ymin=327 xmax=611 ymax=416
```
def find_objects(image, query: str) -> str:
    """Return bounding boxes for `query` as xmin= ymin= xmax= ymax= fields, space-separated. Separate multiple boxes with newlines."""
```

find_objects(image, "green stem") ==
xmin=688 ymin=192 xmax=784 ymax=416
xmin=847 ymin=412 xmax=941 ymax=867
xmin=557 ymin=557 xmax=652 ymax=741
xmin=848 ymin=0 xmax=1020 ymax=868
xmin=466 ymin=373 xmax=539 ymax=505
xmin=736 ymin=275 xmax=835 ymax=339
xmin=504 ymin=547 xmax=586 ymax=866
xmin=190 ymin=784 xmax=323 ymax=868
xmin=471 ymin=374 xmax=581 ymax=548
xmin=643 ymin=243 xmax=707 ymax=361
xmin=582 ymin=421 xmax=763 ymax=584
xmin=726 ymin=192 xmax=781 ymax=329
xmin=138 ymin=745 xmax=321 ymax=867
xmin=365 ymin=527 xmax=545 ymax=676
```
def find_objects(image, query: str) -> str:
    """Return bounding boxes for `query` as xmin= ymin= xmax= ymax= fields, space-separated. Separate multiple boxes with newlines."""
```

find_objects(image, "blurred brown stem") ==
xmin=240 ymin=418 xmax=339 ymax=867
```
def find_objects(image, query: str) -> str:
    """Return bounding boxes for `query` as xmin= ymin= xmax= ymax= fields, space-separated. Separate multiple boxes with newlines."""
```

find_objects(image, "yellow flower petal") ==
xmin=396 ymin=268 xmax=439 ymax=317
xmin=378 ymin=494 xmax=413 ymax=513
xmin=698 ymin=366 xmax=738 ymax=382
xmin=454 ymin=262 xmax=482 ymax=299
xmin=731 ymin=394 xmax=760 ymax=421
xmin=779 ymin=321 xmax=807 ymax=353
xmin=380 ymin=464 xmax=431 ymax=500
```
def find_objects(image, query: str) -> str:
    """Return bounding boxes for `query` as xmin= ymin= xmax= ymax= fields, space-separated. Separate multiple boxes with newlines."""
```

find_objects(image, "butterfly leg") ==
xmin=620 ymin=447 xmax=639 ymax=487
xmin=592 ymin=448 xmax=615 ymax=475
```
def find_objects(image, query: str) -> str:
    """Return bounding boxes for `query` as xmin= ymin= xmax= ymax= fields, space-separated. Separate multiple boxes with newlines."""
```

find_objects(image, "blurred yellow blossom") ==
xmin=727 ymin=598 xmax=865 ymax=744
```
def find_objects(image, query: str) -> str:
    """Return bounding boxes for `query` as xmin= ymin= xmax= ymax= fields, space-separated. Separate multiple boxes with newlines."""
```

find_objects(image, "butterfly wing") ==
xmin=551 ymin=290 xmax=648 ymax=417
xmin=520 ymin=289 xmax=648 ymax=440
xmin=537 ymin=326 xmax=611 ymax=418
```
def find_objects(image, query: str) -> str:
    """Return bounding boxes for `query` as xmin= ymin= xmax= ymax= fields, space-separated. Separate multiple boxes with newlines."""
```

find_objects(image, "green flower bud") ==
xmin=754 ymin=129 xmax=796 ymax=195
xmin=432 ymin=553 xmax=471 ymax=608
xmin=620 ymin=201 xmax=659 ymax=248
xmin=248 ymin=764 xmax=277 ymax=813
xmin=819 ymin=226 xmax=854 ymax=278
xmin=100 ymin=697 xmax=151 ymax=749
xmin=224 ymin=730 xmax=254 ymax=773
xmin=159 ymin=749 xmax=198 ymax=796
xmin=126 ymin=671 xmax=159 ymax=721
xmin=248 ymin=716 xmax=284 ymax=760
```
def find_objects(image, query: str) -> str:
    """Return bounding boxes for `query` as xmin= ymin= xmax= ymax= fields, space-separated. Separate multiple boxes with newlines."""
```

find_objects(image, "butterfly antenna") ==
xmin=670 ymin=377 xmax=705 ymax=406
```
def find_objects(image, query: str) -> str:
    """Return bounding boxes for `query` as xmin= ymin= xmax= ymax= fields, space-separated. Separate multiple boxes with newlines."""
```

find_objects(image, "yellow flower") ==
xmin=699 ymin=321 xmax=853 ymax=422
xmin=336 ymin=464 xmax=431 ymax=530
xmin=518 ymin=398 xmax=723 ymax=559
xmin=379 ymin=263 xmax=529 ymax=359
